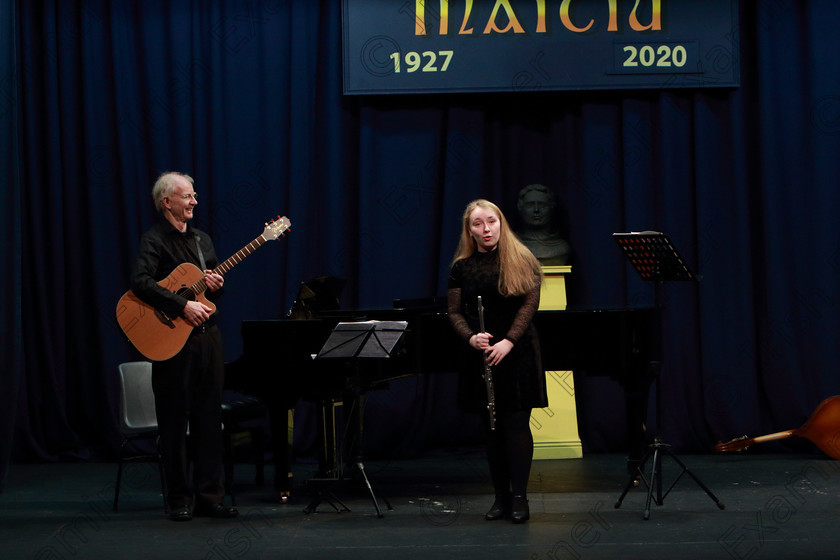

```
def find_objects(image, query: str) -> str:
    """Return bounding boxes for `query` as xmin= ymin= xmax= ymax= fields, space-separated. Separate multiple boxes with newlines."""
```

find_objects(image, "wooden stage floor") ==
xmin=2 ymin=449 xmax=838 ymax=560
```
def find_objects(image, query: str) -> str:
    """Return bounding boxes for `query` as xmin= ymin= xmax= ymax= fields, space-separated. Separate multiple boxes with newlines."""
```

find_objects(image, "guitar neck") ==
xmin=191 ymin=234 xmax=268 ymax=294
xmin=752 ymin=430 xmax=795 ymax=444
xmin=715 ymin=428 xmax=796 ymax=453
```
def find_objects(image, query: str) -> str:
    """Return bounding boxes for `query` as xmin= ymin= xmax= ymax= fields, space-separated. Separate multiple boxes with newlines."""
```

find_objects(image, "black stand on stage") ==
xmin=303 ymin=321 xmax=406 ymax=518
xmin=611 ymin=231 xmax=724 ymax=520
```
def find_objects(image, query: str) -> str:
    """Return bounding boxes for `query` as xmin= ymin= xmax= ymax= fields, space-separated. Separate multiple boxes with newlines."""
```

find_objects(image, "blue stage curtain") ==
xmin=4 ymin=0 xmax=840 ymax=479
xmin=0 ymin=0 xmax=23 ymax=489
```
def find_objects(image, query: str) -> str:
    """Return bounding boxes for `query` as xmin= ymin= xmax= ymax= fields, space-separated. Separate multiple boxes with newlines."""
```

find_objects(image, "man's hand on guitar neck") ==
xmin=183 ymin=300 xmax=214 ymax=327
xmin=204 ymin=270 xmax=224 ymax=292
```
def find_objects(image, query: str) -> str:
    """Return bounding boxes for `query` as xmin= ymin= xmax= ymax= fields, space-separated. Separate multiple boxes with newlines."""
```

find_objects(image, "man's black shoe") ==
xmin=168 ymin=506 xmax=192 ymax=522
xmin=194 ymin=503 xmax=239 ymax=519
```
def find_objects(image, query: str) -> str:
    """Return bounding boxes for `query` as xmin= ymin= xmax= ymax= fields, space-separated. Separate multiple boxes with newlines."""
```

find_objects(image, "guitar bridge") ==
xmin=155 ymin=309 xmax=176 ymax=329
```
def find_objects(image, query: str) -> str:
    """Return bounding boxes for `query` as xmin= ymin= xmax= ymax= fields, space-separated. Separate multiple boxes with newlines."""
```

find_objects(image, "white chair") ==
xmin=113 ymin=361 xmax=166 ymax=512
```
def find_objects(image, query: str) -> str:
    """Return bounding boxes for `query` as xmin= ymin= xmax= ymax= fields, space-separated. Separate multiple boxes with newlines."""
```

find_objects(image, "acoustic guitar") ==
xmin=116 ymin=216 xmax=291 ymax=361
xmin=714 ymin=395 xmax=840 ymax=460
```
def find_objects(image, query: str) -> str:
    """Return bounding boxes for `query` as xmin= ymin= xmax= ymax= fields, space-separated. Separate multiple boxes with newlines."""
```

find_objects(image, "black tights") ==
xmin=484 ymin=409 xmax=533 ymax=498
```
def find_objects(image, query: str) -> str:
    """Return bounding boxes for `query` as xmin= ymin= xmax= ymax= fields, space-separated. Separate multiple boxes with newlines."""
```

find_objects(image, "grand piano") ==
xmin=225 ymin=299 xmax=660 ymax=495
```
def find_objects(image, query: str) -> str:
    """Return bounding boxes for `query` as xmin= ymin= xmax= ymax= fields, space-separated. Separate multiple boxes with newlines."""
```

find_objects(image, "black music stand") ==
xmin=612 ymin=231 xmax=724 ymax=519
xmin=304 ymin=321 xmax=407 ymax=518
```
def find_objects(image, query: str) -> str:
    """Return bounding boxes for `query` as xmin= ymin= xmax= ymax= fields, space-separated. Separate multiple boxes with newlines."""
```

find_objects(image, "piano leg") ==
xmin=316 ymin=398 xmax=344 ymax=480
xmin=265 ymin=396 xmax=295 ymax=502
xmin=623 ymin=360 xmax=660 ymax=474
xmin=624 ymin=382 xmax=649 ymax=475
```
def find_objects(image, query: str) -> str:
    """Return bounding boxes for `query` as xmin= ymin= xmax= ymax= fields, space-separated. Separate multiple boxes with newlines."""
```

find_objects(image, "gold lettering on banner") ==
xmin=415 ymin=0 xmax=425 ymax=35
xmin=441 ymin=0 xmax=449 ymax=33
xmin=561 ymin=0 xmax=623 ymax=33
xmin=535 ymin=0 xmax=546 ymax=33
xmin=460 ymin=0 xmax=475 ymax=34
xmin=414 ymin=0 xmax=472 ymax=35
xmin=630 ymin=0 xmax=661 ymax=31
xmin=560 ymin=0 xmax=592 ymax=32
xmin=608 ymin=0 xmax=618 ymax=31
xmin=483 ymin=0 xmax=526 ymax=33
xmin=413 ymin=0 xmax=663 ymax=36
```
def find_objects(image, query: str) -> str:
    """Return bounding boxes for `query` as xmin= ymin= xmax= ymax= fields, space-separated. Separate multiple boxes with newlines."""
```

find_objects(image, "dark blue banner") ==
xmin=342 ymin=0 xmax=740 ymax=94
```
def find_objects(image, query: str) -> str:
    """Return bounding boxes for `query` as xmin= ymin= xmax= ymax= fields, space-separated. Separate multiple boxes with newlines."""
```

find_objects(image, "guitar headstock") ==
xmin=713 ymin=435 xmax=753 ymax=453
xmin=263 ymin=216 xmax=291 ymax=241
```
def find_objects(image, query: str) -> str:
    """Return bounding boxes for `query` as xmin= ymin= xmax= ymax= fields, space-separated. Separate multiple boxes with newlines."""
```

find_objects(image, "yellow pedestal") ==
xmin=531 ymin=266 xmax=583 ymax=459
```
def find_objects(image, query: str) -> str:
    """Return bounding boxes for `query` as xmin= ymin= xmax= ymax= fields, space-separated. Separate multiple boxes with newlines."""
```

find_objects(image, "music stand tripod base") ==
xmin=302 ymin=461 xmax=391 ymax=518
xmin=614 ymin=437 xmax=725 ymax=520
xmin=303 ymin=478 xmax=352 ymax=515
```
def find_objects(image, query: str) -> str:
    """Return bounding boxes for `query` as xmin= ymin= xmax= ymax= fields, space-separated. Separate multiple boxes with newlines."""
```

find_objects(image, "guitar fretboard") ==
xmin=190 ymin=235 xmax=267 ymax=295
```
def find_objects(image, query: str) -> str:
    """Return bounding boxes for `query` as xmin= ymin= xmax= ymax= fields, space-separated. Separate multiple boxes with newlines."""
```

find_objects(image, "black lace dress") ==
xmin=447 ymin=250 xmax=548 ymax=416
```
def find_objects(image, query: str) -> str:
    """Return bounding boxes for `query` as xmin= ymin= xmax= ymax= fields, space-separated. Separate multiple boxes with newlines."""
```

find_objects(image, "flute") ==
xmin=477 ymin=296 xmax=497 ymax=430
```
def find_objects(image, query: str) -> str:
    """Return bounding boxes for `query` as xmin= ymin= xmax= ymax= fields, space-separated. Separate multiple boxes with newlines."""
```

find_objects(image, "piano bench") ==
xmin=222 ymin=391 xmax=268 ymax=500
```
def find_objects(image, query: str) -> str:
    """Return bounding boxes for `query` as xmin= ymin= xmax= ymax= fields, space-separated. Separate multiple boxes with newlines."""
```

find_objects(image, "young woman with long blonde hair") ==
xmin=447 ymin=199 xmax=546 ymax=524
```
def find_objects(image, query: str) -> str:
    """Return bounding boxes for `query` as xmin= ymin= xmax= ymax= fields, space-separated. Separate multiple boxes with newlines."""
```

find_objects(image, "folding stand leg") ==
xmin=304 ymin=493 xmax=351 ymax=514
xmin=615 ymin=437 xmax=725 ymax=520
xmin=643 ymin=442 xmax=664 ymax=519
xmin=356 ymin=461 xmax=391 ymax=519
xmin=303 ymin=480 xmax=351 ymax=515
xmin=659 ymin=446 xmax=726 ymax=514
xmin=615 ymin=446 xmax=653 ymax=512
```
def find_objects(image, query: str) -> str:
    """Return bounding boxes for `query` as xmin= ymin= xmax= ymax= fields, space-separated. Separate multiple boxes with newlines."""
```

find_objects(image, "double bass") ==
xmin=715 ymin=396 xmax=840 ymax=459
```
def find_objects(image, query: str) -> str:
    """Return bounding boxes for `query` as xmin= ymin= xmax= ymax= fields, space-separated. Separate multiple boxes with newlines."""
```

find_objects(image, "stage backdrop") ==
xmin=342 ymin=0 xmax=741 ymax=94
xmin=3 ymin=1 xmax=840 ymax=487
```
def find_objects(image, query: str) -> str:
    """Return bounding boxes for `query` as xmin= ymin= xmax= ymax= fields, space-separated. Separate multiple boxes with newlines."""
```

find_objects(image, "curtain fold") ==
xmin=1 ymin=0 xmax=23 ymax=488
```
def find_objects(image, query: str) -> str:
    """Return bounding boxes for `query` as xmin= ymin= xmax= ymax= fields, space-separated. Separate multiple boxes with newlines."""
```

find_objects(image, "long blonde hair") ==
xmin=451 ymin=199 xmax=543 ymax=296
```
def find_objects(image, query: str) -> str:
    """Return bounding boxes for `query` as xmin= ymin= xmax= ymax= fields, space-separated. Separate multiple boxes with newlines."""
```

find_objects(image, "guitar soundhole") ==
xmin=177 ymin=287 xmax=195 ymax=301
